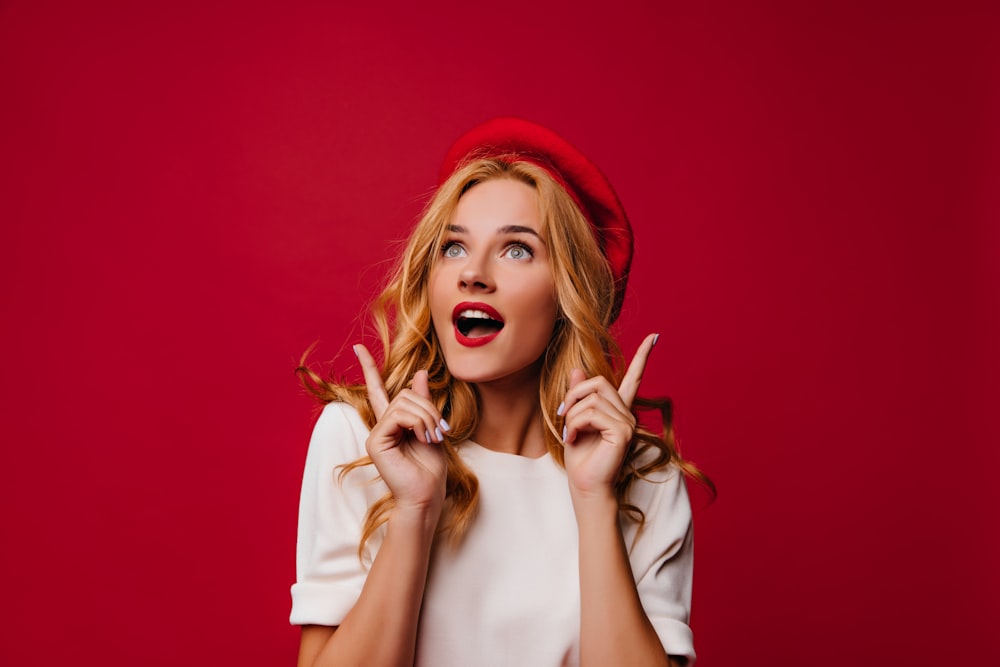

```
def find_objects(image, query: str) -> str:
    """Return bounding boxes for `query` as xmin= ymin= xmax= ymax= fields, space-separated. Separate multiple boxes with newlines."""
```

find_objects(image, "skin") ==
xmin=298 ymin=178 xmax=679 ymax=666
xmin=429 ymin=178 xmax=559 ymax=456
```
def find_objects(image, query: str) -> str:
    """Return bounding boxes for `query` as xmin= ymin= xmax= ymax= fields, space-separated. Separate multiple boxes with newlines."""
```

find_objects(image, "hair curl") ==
xmin=297 ymin=158 xmax=713 ymax=560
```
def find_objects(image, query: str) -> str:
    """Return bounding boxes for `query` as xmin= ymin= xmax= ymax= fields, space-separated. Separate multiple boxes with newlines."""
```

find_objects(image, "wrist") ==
xmin=570 ymin=488 xmax=618 ymax=519
xmin=391 ymin=501 xmax=444 ymax=534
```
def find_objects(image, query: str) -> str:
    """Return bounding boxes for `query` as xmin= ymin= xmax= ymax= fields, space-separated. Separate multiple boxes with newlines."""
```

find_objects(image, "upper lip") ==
xmin=452 ymin=301 xmax=504 ymax=324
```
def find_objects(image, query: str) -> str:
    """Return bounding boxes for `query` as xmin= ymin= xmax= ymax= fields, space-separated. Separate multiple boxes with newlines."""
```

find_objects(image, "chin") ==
xmin=441 ymin=353 xmax=545 ymax=387
xmin=440 ymin=359 xmax=497 ymax=384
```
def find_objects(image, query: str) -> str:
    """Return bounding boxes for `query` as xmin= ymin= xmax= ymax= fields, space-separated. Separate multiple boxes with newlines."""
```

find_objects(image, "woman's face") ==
xmin=429 ymin=178 xmax=558 ymax=386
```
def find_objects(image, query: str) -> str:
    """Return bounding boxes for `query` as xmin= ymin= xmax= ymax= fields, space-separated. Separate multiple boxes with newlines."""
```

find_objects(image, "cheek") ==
xmin=520 ymin=273 xmax=558 ymax=324
xmin=428 ymin=268 xmax=446 ymax=307
xmin=427 ymin=272 xmax=448 ymax=328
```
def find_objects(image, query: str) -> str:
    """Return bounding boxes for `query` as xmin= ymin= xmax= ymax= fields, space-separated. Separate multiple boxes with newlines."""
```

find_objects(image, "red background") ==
xmin=2 ymin=1 xmax=997 ymax=665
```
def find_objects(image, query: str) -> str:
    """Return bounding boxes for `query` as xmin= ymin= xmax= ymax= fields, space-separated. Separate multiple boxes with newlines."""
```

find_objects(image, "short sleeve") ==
xmin=624 ymin=466 xmax=697 ymax=663
xmin=289 ymin=402 xmax=386 ymax=626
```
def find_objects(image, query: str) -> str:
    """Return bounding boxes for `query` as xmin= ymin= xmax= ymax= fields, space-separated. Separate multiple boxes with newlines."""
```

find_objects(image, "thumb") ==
xmin=569 ymin=368 xmax=587 ymax=390
xmin=412 ymin=369 xmax=431 ymax=400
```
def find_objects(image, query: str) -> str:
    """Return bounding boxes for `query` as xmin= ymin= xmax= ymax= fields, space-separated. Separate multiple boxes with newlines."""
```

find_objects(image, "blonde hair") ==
xmin=298 ymin=158 xmax=713 ymax=558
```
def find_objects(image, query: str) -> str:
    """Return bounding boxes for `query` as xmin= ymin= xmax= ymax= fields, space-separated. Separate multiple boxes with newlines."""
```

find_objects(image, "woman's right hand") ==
xmin=354 ymin=344 xmax=448 ymax=516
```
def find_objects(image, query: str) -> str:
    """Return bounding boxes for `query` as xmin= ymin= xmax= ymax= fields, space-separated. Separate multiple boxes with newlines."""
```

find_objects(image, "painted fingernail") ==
xmin=424 ymin=430 xmax=431 ymax=443
xmin=562 ymin=425 xmax=568 ymax=442
xmin=556 ymin=401 xmax=565 ymax=416
xmin=352 ymin=344 xmax=359 ymax=357
xmin=439 ymin=418 xmax=451 ymax=432
xmin=435 ymin=427 xmax=443 ymax=442
xmin=653 ymin=333 xmax=660 ymax=347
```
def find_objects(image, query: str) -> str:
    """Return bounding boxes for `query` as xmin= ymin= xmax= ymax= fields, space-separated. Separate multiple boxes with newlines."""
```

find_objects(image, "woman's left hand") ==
xmin=560 ymin=333 xmax=658 ymax=504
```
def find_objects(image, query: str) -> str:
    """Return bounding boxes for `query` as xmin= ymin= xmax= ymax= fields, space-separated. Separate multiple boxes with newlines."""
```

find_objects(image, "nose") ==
xmin=458 ymin=257 xmax=495 ymax=292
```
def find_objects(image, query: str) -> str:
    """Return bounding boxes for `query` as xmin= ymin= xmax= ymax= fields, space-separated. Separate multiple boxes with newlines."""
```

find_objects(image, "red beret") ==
xmin=439 ymin=117 xmax=633 ymax=323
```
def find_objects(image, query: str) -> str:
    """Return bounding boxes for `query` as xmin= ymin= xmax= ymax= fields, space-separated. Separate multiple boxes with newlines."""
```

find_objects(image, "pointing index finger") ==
xmin=354 ymin=344 xmax=390 ymax=418
xmin=617 ymin=333 xmax=659 ymax=408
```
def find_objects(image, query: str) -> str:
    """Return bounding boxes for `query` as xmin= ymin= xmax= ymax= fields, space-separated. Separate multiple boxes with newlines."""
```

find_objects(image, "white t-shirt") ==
xmin=290 ymin=402 xmax=696 ymax=665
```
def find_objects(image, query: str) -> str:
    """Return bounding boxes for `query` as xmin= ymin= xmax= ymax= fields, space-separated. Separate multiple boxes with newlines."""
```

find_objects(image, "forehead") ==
xmin=451 ymin=178 xmax=542 ymax=234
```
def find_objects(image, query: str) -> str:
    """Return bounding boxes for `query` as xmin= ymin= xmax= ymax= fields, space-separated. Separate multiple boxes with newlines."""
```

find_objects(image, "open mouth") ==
xmin=452 ymin=303 xmax=504 ymax=346
xmin=456 ymin=309 xmax=505 ymax=337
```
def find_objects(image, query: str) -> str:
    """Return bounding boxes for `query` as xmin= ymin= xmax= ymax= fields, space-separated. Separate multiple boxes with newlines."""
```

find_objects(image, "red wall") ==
xmin=2 ymin=1 xmax=997 ymax=665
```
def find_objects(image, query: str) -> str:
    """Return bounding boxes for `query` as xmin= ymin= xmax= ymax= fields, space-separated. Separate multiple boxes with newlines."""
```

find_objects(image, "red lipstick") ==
xmin=452 ymin=302 xmax=504 ymax=347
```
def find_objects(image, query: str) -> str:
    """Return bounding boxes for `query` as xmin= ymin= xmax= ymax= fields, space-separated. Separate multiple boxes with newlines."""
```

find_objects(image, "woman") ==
xmin=292 ymin=118 xmax=708 ymax=666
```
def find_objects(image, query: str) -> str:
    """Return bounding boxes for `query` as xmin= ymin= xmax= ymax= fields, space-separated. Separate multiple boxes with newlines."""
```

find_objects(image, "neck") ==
xmin=472 ymin=366 xmax=549 ymax=458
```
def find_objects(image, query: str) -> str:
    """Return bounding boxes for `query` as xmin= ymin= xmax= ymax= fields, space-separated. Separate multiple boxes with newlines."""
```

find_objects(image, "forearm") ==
xmin=303 ymin=506 xmax=440 ymax=667
xmin=575 ymin=495 xmax=675 ymax=667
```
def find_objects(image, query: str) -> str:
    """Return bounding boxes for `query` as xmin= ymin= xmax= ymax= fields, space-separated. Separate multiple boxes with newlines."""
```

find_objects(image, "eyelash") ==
xmin=439 ymin=240 xmax=535 ymax=259
xmin=504 ymin=242 xmax=534 ymax=259
xmin=440 ymin=241 xmax=465 ymax=258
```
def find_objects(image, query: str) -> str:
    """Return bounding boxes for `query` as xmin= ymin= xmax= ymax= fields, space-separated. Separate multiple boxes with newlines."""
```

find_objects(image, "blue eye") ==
xmin=442 ymin=242 xmax=466 ymax=258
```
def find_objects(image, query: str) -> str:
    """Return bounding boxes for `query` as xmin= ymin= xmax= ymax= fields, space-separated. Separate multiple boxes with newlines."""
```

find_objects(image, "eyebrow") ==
xmin=447 ymin=224 xmax=541 ymax=238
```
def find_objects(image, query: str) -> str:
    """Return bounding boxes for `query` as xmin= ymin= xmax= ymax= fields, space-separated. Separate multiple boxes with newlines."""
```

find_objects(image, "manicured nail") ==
xmin=653 ymin=333 xmax=660 ymax=347
xmin=352 ymin=344 xmax=359 ymax=357
xmin=435 ymin=427 xmax=443 ymax=442
xmin=562 ymin=425 xmax=568 ymax=442
xmin=439 ymin=418 xmax=451 ymax=432
xmin=556 ymin=401 xmax=565 ymax=416
xmin=424 ymin=430 xmax=431 ymax=443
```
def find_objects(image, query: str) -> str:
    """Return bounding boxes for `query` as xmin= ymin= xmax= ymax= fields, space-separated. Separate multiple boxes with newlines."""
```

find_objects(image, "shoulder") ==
xmin=629 ymin=463 xmax=690 ymax=512
xmin=625 ymin=461 xmax=692 ymax=552
xmin=298 ymin=402 xmax=384 ymax=516
xmin=304 ymin=402 xmax=371 ymax=466
xmin=313 ymin=401 xmax=370 ymax=443
xmin=628 ymin=445 xmax=689 ymax=507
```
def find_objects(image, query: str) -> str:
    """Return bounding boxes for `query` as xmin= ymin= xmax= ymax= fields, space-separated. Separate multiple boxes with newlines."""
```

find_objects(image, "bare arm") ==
xmin=574 ymin=496 xmax=679 ymax=667
xmin=561 ymin=334 xmax=684 ymax=667
xmin=298 ymin=346 xmax=447 ymax=666
xmin=298 ymin=505 xmax=440 ymax=667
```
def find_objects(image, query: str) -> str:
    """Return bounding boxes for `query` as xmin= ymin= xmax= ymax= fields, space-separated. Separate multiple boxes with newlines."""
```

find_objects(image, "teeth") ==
xmin=459 ymin=309 xmax=499 ymax=321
